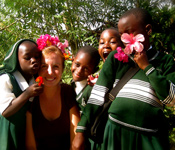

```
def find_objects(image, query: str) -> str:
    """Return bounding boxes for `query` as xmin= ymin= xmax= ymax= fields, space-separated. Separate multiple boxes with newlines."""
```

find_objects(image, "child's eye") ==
xmin=75 ymin=62 xmax=80 ymax=67
xmin=24 ymin=57 xmax=30 ymax=60
xmin=110 ymin=41 xmax=116 ymax=44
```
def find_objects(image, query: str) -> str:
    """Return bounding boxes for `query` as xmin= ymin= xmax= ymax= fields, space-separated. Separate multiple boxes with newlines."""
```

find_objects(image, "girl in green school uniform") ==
xmin=71 ymin=46 xmax=100 ymax=149
xmin=72 ymin=8 xmax=175 ymax=150
xmin=0 ymin=39 xmax=43 ymax=150
xmin=71 ymin=46 xmax=100 ymax=115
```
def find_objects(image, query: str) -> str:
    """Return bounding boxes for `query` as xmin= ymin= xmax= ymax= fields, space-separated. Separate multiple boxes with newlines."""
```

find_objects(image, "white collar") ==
xmin=75 ymin=80 xmax=87 ymax=95
xmin=13 ymin=70 xmax=35 ymax=101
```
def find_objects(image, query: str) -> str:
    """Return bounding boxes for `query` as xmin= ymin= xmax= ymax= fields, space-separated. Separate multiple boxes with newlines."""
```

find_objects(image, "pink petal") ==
xmin=124 ymin=44 xmax=133 ymax=54
xmin=134 ymin=42 xmax=144 ymax=52
xmin=116 ymin=47 xmax=122 ymax=52
xmin=123 ymin=55 xmax=129 ymax=63
xmin=63 ymin=40 xmax=69 ymax=48
xmin=121 ymin=33 xmax=132 ymax=44
xmin=134 ymin=34 xmax=145 ymax=42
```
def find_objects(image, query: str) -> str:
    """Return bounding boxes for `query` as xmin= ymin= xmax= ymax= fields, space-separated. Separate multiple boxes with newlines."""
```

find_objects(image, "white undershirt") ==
xmin=75 ymin=79 xmax=87 ymax=95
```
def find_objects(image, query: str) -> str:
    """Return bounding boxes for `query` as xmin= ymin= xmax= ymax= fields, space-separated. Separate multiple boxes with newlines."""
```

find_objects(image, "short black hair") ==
xmin=120 ymin=8 xmax=152 ymax=26
xmin=77 ymin=45 xmax=100 ymax=69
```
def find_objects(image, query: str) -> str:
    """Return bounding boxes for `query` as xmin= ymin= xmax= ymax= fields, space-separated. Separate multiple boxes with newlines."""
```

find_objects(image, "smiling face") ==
xmin=71 ymin=51 xmax=96 ymax=82
xmin=98 ymin=29 xmax=123 ymax=62
xmin=39 ymin=52 xmax=63 ymax=87
xmin=118 ymin=14 xmax=151 ymax=51
xmin=18 ymin=41 xmax=41 ymax=80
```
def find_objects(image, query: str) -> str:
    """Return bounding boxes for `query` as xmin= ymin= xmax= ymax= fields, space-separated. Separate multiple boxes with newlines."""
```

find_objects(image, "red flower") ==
xmin=89 ymin=74 xmax=99 ymax=84
xmin=35 ymin=76 xmax=44 ymax=86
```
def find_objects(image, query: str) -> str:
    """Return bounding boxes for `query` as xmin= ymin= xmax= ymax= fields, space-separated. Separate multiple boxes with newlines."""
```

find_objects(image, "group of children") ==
xmin=0 ymin=8 xmax=175 ymax=150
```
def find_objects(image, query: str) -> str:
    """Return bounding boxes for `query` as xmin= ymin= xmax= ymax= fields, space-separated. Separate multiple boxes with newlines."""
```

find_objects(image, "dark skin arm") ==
xmin=2 ymin=83 xmax=43 ymax=117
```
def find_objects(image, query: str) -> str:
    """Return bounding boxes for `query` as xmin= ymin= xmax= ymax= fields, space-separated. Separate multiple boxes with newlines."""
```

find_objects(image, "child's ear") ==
xmin=146 ymin=24 xmax=152 ymax=36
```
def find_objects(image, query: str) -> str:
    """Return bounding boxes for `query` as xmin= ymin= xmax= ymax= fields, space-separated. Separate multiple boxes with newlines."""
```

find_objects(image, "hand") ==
xmin=133 ymin=51 xmax=149 ymax=70
xmin=72 ymin=132 xmax=85 ymax=150
xmin=87 ymin=74 xmax=98 ymax=87
xmin=87 ymin=76 xmax=95 ymax=86
xmin=25 ymin=83 xmax=44 ymax=98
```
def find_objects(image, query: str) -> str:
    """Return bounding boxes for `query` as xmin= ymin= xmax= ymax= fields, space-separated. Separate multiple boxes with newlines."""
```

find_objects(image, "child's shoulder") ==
xmin=0 ymin=73 xmax=12 ymax=83
xmin=156 ymin=51 xmax=175 ymax=64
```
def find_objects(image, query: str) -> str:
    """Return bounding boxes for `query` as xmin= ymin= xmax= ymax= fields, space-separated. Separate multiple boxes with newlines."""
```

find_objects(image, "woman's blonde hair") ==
xmin=42 ymin=45 xmax=65 ymax=68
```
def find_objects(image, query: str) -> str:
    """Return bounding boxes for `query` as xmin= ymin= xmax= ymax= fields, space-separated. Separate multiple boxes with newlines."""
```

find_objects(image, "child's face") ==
xmin=39 ymin=52 xmax=63 ymax=87
xmin=98 ymin=29 xmax=121 ymax=62
xmin=71 ymin=51 xmax=95 ymax=82
xmin=118 ymin=14 xmax=151 ymax=51
xmin=18 ymin=42 xmax=41 ymax=77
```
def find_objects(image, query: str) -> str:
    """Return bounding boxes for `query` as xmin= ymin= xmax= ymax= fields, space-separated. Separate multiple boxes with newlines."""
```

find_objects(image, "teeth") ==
xmin=104 ymin=51 xmax=109 ymax=54
xmin=46 ymin=78 xmax=54 ymax=81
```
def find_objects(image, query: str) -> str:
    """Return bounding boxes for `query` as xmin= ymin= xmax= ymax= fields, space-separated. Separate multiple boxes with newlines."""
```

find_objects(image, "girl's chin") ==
xmin=73 ymin=77 xmax=81 ymax=82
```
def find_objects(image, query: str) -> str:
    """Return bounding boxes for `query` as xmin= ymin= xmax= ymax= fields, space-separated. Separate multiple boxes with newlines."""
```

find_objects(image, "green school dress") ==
xmin=72 ymin=81 xmax=93 ymax=113
xmin=76 ymin=49 xmax=175 ymax=150
xmin=72 ymin=81 xmax=95 ymax=149
xmin=0 ymin=39 xmax=37 ymax=150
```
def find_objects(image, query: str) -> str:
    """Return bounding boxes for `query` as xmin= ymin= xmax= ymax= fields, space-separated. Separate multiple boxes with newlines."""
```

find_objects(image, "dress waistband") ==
xmin=109 ymin=114 xmax=158 ymax=133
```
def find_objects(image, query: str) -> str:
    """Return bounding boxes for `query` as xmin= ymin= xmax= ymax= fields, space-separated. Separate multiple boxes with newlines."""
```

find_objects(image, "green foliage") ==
xmin=150 ymin=6 xmax=175 ymax=56
xmin=62 ymin=59 xmax=73 ymax=84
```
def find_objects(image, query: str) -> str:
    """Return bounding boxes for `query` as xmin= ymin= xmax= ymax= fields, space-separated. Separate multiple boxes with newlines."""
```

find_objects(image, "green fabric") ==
xmin=77 ymin=49 xmax=175 ymax=149
xmin=101 ymin=120 xmax=169 ymax=150
xmin=0 ymin=39 xmax=37 ymax=75
xmin=0 ymin=73 xmax=31 ymax=150
xmin=73 ymin=82 xmax=93 ymax=112
xmin=0 ymin=39 xmax=35 ymax=150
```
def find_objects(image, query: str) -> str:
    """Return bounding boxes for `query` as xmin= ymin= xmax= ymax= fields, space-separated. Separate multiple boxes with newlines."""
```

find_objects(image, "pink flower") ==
xmin=121 ymin=33 xmax=145 ymax=55
xmin=57 ymin=40 xmax=69 ymax=53
xmin=36 ymin=34 xmax=69 ymax=52
xmin=114 ymin=47 xmax=129 ymax=63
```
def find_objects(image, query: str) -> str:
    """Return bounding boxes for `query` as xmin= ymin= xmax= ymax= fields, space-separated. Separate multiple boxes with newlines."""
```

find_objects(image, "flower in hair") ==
xmin=63 ymin=49 xmax=73 ymax=61
xmin=37 ymin=34 xmax=60 ymax=51
xmin=36 ymin=34 xmax=69 ymax=54
xmin=121 ymin=33 xmax=145 ymax=55
xmin=114 ymin=47 xmax=128 ymax=63
xmin=57 ymin=40 xmax=69 ymax=54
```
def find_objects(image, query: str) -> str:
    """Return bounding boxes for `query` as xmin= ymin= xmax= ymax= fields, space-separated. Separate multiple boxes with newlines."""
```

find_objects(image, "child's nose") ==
xmin=104 ymin=42 xmax=110 ymax=47
xmin=31 ymin=57 xmax=37 ymax=63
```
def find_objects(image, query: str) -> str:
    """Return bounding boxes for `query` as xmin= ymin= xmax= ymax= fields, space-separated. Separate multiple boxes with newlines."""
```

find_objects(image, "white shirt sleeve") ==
xmin=0 ymin=71 xmax=36 ymax=114
xmin=0 ymin=74 xmax=16 ymax=114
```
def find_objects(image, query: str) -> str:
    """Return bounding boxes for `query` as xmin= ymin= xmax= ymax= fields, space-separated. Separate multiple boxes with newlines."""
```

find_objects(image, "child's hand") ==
xmin=134 ymin=51 xmax=149 ymax=70
xmin=87 ymin=74 xmax=99 ymax=86
xmin=25 ymin=83 xmax=44 ymax=98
